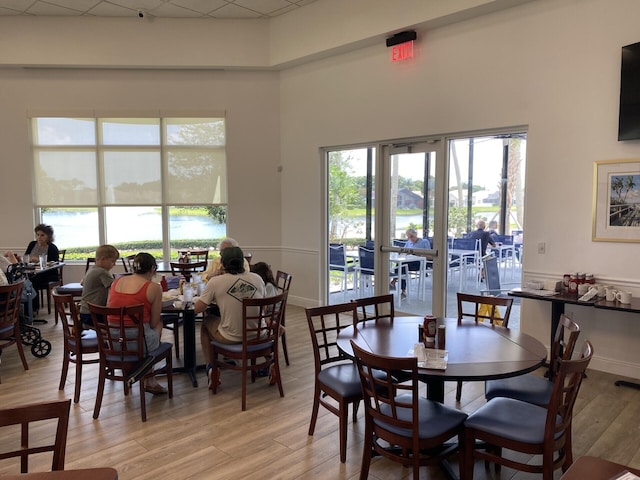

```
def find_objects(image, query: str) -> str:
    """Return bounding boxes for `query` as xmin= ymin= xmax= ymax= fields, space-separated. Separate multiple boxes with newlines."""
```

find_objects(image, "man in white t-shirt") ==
xmin=194 ymin=246 xmax=265 ymax=382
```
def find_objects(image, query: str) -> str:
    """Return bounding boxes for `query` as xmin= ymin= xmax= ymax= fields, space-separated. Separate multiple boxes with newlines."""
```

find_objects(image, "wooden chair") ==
xmin=352 ymin=294 xmax=394 ymax=325
xmin=88 ymin=303 xmax=173 ymax=422
xmin=209 ymin=292 xmax=287 ymax=411
xmin=463 ymin=340 xmax=594 ymax=480
xmin=44 ymin=249 xmax=66 ymax=318
xmin=275 ymin=270 xmax=293 ymax=366
xmin=169 ymin=261 xmax=207 ymax=282
xmin=455 ymin=292 xmax=514 ymax=401
xmin=55 ymin=256 xmax=96 ymax=318
xmin=177 ymin=249 xmax=209 ymax=264
xmin=351 ymin=341 xmax=468 ymax=479
xmin=0 ymin=280 xmax=29 ymax=382
xmin=54 ymin=291 xmax=99 ymax=403
xmin=305 ymin=302 xmax=362 ymax=463
xmin=121 ymin=254 xmax=136 ymax=273
xmin=0 ymin=399 xmax=71 ymax=473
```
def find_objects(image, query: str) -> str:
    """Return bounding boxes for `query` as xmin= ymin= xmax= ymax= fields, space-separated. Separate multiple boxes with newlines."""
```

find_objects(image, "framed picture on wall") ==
xmin=592 ymin=158 xmax=640 ymax=242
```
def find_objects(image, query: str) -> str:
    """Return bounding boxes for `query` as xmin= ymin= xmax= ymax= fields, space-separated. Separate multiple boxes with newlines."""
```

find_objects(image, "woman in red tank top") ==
xmin=108 ymin=252 xmax=166 ymax=394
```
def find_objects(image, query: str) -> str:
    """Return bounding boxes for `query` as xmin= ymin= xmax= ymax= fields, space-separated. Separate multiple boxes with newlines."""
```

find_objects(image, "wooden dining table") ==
xmin=1 ymin=467 xmax=118 ymax=480
xmin=336 ymin=316 xmax=548 ymax=402
xmin=560 ymin=455 xmax=640 ymax=479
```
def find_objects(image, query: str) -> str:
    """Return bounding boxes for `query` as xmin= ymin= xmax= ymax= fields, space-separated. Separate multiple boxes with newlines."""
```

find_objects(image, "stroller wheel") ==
xmin=21 ymin=329 xmax=38 ymax=346
xmin=32 ymin=340 xmax=52 ymax=358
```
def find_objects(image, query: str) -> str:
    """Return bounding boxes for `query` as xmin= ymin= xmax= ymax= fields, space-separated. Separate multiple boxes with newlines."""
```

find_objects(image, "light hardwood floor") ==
xmin=1 ymin=305 xmax=639 ymax=479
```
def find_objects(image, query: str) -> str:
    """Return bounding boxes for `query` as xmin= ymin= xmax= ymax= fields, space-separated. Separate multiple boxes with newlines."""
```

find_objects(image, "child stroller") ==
xmin=5 ymin=263 xmax=52 ymax=358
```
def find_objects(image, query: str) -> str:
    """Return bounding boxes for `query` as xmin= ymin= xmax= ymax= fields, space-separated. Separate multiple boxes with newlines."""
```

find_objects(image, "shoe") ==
xmin=401 ymin=291 xmax=407 ymax=299
xmin=256 ymin=368 xmax=269 ymax=377
xmin=207 ymin=367 xmax=221 ymax=389
xmin=268 ymin=364 xmax=277 ymax=385
xmin=389 ymin=281 xmax=396 ymax=291
xmin=144 ymin=383 xmax=168 ymax=395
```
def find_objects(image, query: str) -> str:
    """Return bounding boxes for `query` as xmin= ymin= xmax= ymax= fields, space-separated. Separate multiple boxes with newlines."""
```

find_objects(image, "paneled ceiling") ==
xmin=0 ymin=0 xmax=318 ymax=19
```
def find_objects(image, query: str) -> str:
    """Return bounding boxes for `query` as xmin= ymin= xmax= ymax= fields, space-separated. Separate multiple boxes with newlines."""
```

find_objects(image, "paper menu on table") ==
xmin=411 ymin=344 xmax=448 ymax=370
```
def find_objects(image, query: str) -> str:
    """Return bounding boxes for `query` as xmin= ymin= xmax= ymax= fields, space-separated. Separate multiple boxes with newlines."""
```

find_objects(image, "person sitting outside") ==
xmin=469 ymin=219 xmax=496 ymax=255
xmin=79 ymin=244 xmax=120 ymax=326
xmin=194 ymin=246 xmax=265 ymax=388
xmin=487 ymin=220 xmax=499 ymax=243
xmin=107 ymin=252 xmax=167 ymax=394
xmin=390 ymin=228 xmax=431 ymax=298
xmin=202 ymin=237 xmax=251 ymax=281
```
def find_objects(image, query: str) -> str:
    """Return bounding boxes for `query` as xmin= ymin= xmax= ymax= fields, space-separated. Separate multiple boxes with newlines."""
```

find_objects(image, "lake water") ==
xmin=43 ymin=210 xmax=226 ymax=248
xmin=336 ymin=214 xmax=425 ymax=238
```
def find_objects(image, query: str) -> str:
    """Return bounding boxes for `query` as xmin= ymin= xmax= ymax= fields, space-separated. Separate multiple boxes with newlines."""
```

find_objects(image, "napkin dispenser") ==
xmin=543 ymin=280 xmax=562 ymax=292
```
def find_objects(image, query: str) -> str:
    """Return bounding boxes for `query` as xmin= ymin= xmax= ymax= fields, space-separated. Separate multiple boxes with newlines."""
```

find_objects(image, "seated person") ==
xmin=79 ymin=244 xmax=120 ymax=326
xmin=0 ymin=251 xmax=18 ymax=271
xmin=469 ymin=219 xmax=496 ymax=254
xmin=250 ymin=262 xmax=278 ymax=297
xmin=487 ymin=220 xmax=499 ymax=243
xmin=23 ymin=224 xmax=60 ymax=309
xmin=107 ymin=252 xmax=166 ymax=394
xmin=390 ymin=228 xmax=432 ymax=298
xmin=202 ymin=237 xmax=251 ymax=281
xmin=194 ymin=246 xmax=265 ymax=387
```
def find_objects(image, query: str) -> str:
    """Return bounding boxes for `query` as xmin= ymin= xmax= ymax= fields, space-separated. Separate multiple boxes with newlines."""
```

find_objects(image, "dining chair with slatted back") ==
xmin=455 ymin=292 xmax=514 ymax=401
xmin=463 ymin=340 xmax=594 ymax=480
xmin=0 ymin=399 xmax=71 ymax=473
xmin=352 ymin=294 xmax=394 ymax=325
xmin=0 ymin=280 xmax=29 ymax=382
xmin=275 ymin=270 xmax=293 ymax=365
xmin=305 ymin=301 xmax=363 ymax=463
xmin=121 ymin=254 xmax=136 ymax=273
xmin=54 ymin=291 xmax=99 ymax=403
xmin=351 ymin=341 xmax=468 ymax=480
xmin=88 ymin=302 xmax=173 ymax=422
xmin=169 ymin=261 xmax=208 ymax=282
xmin=54 ymin=255 xmax=91 ymax=315
xmin=209 ymin=292 xmax=287 ymax=411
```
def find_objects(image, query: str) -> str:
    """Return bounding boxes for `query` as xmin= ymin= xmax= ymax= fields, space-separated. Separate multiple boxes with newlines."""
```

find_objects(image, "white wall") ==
xmin=278 ymin=0 xmax=640 ymax=376
xmin=0 ymin=0 xmax=639 ymax=377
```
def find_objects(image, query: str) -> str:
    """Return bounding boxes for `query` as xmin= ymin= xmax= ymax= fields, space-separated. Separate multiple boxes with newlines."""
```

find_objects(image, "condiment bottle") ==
xmin=585 ymin=273 xmax=595 ymax=284
xmin=568 ymin=274 xmax=578 ymax=294
xmin=436 ymin=325 xmax=446 ymax=350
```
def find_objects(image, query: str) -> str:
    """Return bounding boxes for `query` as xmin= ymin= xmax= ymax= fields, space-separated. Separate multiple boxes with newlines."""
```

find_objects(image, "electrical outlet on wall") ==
xmin=537 ymin=242 xmax=546 ymax=254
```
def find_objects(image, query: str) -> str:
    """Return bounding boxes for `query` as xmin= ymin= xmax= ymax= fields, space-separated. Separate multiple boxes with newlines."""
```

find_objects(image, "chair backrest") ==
xmin=275 ymin=270 xmax=293 ymax=292
xmin=329 ymin=244 xmax=347 ymax=269
xmin=57 ymin=249 xmax=67 ymax=262
xmin=351 ymin=341 xmax=420 ymax=450
xmin=545 ymin=340 xmax=593 ymax=449
xmin=53 ymin=291 xmax=82 ymax=348
xmin=494 ymin=234 xmax=514 ymax=245
xmin=358 ymin=246 xmax=374 ymax=273
xmin=483 ymin=255 xmax=502 ymax=294
xmin=548 ymin=314 xmax=581 ymax=380
xmin=452 ymin=237 xmax=478 ymax=251
xmin=0 ymin=399 xmax=71 ymax=472
xmin=177 ymin=249 xmax=209 ymax=263
xmin=392 ymin=239 xmax=406 ymax=247
xmin=169 ymin=261 xmax=208 ymax=280
xmin=352 ymin=294 xmax=394 ymax=325
xmin=457 ymin=292 xmax=513 ymax=327
xmin=85 ymin=257 xmax=96 ymax=273
xmin=121 ymin=254 xmax=136 ymax=273
xmin=364 ymin=239 xmax=375 ymax=248
xmin=305 ymin=302 xmax=358 ymax=372
xmin=0 ymin=280 xmax=23 ymax=330
xmin=88 ymin=303 xmax=146 ymax=375
xmin=241 ymin=291 xmax=287 ymax=348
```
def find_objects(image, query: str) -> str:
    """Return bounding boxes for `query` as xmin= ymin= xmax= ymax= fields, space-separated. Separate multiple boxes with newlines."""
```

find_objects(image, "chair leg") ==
xmin=14 ymin=326 xmax=29 ymax=371
xmin=338 ymin=399 xmax=348 ymax=463
xmin=308 ymin=385 xmax=321 ymax=435
xmin=241 ymin=359 xmax=248 ymax=411
xmin=456 ymin=380 xmax=463 ymax=401
xmin=74 ymin=356 xmax=82 ymax=403
xmin=173 ymin=325 xmax=180 ymax=359
xmin=166 ymin=352 xmax=173 ymax=398
xmin=359 ymin=423 xmax=373 ymax=480
xmin=93 ymin=368 xmax=106 ymax=419
xmin=59 ymin=350 xmax=69 ymax=391
xmin=282 ymin=331 xmax=290 ymax=366
xmin=139 ymin=379 xmax=147 ymax=422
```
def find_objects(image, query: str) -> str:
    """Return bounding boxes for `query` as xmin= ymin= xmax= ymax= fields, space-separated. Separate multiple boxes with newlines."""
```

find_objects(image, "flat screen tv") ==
xmin=618 ymin=41 xmax=640 ymax=140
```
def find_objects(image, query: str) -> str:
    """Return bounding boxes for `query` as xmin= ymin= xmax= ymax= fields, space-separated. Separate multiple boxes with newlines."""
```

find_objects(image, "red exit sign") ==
xmin=391 ymin=41 xmax=414 ymax=62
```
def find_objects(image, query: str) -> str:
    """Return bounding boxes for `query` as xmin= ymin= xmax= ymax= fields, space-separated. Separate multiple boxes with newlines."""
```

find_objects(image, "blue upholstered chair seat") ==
xmin=317 ymin=363 xmax=362 ymax=398
xmin=465 ymin=397 xmax=560 ymax=444
xmin=377 ymin=394 xmax=468 ymax=439
xmin=485 ymin=374 xmax=553 ymax=406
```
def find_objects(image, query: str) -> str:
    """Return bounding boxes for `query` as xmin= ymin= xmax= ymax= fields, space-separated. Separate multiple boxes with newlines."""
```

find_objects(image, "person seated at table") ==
xmin=487 ymin=220 xmax=499 ymax=243
xmin=390 ymin=228 xmax=432 ymax=298
xmin=22 ymin=224 xmax=60 ymax=309
xmin=250 ymin=262 xmax=278 ymax=297
xmin=0 ymin=251 xmax=18 ymax=271
xmin=469 ymin=219 xmax=496 ymax=254
xmin=202 ymin=237 xmax=251 ymax=281
xmin=107 ymin=252 xmax=167 ymax=394
xmin=194 ymin=246 xmax=265 ymax=388
xmin=79 ymin=244 xmax=120 ymax=326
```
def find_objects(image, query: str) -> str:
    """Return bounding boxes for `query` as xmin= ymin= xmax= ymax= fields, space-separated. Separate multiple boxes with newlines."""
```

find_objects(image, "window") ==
xmin=32 ymin=116 xmax=227 ymax=260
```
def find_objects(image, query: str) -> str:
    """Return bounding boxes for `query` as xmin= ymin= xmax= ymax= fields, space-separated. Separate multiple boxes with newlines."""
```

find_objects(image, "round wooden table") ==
xmin=337 ymin=316 xmax=547 ymax=402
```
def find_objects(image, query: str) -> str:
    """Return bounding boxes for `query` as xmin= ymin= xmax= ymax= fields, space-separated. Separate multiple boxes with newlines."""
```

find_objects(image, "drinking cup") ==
xmin=596 ymin=284 xmax=607 ymax=297
xmin=605 ymin=288 xmax=618 ymax=302
xmin=577 ymin=284 xmax=590 ymax=296
xmin=616 ymin=291 xmax=632 ymax=304
xmin=38 ymin=254 xmax=47 ymax=269
xmin=183 ymin=284 xmax=194 ymax=303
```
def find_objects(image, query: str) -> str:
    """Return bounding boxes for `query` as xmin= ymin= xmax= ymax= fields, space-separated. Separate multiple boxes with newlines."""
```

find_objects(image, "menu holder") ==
xmin=411 ymin=344 xmax=448 ymax=370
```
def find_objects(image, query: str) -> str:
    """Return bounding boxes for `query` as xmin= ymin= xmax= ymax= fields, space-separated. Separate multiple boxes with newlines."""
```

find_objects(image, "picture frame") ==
xmin=592 ymin=158 xmax=640 ymax=242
